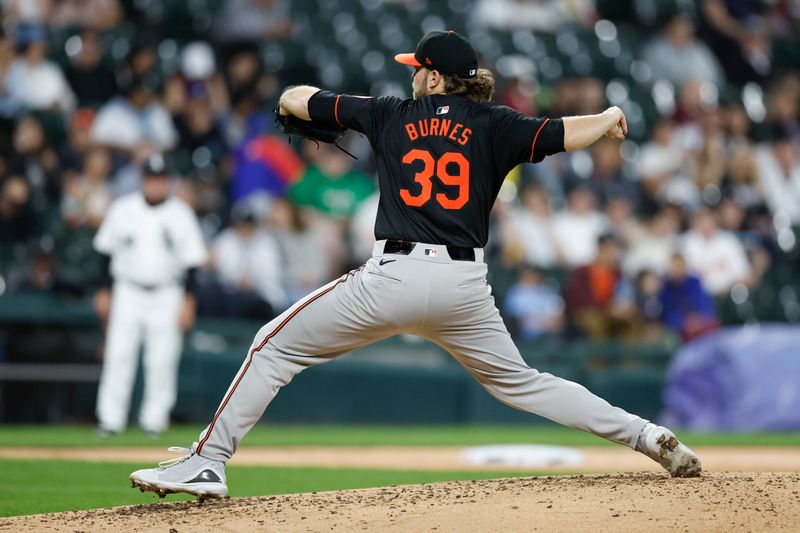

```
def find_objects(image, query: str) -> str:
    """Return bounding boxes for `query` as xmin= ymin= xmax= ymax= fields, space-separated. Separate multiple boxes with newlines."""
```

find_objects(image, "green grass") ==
xmin=1 ymin=425 xmax=798 ymax=518
xmin=0 ymin=459 xmax=537 ymax=517
xmin=1 ymin=424 xmax=799 ymax=448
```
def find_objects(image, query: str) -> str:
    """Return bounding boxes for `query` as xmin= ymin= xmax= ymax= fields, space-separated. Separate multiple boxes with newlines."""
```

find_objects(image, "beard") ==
xmin=412 ymin=73 xmax=429 ymax=100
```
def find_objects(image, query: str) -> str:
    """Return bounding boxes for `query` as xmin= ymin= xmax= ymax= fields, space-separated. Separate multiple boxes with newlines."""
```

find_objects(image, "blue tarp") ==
xmin=659 ymin=324 xmax=800 ymax=431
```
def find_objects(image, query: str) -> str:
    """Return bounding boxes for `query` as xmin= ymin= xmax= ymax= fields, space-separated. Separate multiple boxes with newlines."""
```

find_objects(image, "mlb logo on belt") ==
xmin=424 ymin=248 xmax=439 ymax=257
xmin=436 ymin=106 xmax=449 ymax=115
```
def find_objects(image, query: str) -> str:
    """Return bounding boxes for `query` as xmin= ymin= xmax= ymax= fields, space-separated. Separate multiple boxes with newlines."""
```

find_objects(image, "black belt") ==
xmin=120 ymin=279 xmax=178 ymax=291
xmin=383 ymin=239 xmax=476 ymax=261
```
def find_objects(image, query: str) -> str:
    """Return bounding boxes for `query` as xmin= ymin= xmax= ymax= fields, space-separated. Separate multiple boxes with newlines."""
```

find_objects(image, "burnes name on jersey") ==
xmin=404 ymin=116 xmax=472 ymax=145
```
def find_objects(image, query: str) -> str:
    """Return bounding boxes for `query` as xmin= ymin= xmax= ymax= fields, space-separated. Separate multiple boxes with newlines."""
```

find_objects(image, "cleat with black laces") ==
xmin=129 ymin=442 xmax=228 ymax=499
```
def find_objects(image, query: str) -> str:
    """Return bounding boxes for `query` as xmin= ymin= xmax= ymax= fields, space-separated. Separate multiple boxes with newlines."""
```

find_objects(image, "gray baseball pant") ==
xmin=195 ymin=240 xmax=647 ymax=461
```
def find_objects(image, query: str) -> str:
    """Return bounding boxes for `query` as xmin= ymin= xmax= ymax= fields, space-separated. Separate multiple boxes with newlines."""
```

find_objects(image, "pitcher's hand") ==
xmin=603 ymin=106 xmax=628 ymax=141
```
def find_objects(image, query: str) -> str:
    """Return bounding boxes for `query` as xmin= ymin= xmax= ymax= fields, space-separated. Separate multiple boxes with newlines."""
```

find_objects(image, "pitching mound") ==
xmin=2 ymin=472 xmax=799 ymax=532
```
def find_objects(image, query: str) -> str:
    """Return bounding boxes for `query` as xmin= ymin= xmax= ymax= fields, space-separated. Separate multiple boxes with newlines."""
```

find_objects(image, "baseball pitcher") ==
xmin=130 ymin=31 xmax=701 ymax=499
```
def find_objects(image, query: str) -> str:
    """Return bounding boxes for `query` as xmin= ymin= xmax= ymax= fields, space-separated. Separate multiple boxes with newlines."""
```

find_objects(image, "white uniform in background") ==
xmin=93 ymin=192 xmax=207 ymax=433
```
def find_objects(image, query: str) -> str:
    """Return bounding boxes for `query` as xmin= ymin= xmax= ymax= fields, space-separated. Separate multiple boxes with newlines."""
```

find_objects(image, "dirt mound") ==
xmin=2 ymin=472 xmax=799 ymax=532
xmin=2 ymin=446 xmax=799 ymax=472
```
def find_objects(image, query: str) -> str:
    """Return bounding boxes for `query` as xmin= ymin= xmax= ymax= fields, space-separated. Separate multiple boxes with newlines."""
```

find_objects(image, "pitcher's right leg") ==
xmin=195 ymin=264 xmax=398 ymax=462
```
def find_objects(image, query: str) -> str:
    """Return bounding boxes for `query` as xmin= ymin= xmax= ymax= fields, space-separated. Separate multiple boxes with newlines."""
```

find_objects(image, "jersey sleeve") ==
xmin=175 ymin=203 xmax=208 ymax=268
xmin=489 ymin=106 xmax=565 ymax=171
xmin=307 ymin=90 xmax=401 ymax=142
xmin=93 ymin=201 xmax=121 ymax=254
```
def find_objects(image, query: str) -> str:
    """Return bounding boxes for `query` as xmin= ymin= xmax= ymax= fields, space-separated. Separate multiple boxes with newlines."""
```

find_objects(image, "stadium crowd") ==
xmin=0 ymin=0 xmax=798 ymax=346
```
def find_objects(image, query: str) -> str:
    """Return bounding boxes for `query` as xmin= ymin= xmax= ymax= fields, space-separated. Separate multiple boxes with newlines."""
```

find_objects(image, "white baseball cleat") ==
xmin=129 ymin=442 xmax=228 ymax=500
xmin=636 ymin=423 xmax=702 ymax=478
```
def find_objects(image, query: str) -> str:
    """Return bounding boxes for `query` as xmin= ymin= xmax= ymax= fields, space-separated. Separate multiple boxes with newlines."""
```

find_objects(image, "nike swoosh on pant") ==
xmin=379 ymin=259 xmax=396 ymax=266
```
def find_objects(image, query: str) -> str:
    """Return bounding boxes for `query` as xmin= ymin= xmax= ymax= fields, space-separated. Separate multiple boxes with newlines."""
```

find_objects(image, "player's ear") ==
xmin=428 ymin=69 xmax=441 ymax=90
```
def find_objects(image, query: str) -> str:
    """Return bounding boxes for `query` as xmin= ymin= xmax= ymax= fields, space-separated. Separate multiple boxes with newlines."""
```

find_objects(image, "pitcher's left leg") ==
xmin=428 ymin=290 xmax=700 ymax=475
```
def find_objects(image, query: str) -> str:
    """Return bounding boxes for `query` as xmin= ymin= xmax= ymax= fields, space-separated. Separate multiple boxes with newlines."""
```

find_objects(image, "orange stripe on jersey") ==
xmin=334 ymin=95 xmax=344 ymax=127
xmin=529 ymin=118 xmax=551 ymax=163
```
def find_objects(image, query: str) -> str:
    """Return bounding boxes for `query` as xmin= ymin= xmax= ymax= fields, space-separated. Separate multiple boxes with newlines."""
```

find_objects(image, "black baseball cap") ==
xmin=142 ymin=153 xmax=169 ymax=178
xmin=394 ymin=31 xmax=478 ymax=79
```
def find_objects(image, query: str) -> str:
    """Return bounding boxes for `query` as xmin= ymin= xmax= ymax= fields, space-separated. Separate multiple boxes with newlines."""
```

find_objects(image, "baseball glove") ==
xmin=273 ymin=107 xmax=355 ymax=158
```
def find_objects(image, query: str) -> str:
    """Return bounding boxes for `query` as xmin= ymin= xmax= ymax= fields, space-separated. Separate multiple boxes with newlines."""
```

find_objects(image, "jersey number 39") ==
xmin=400 ymin=149 xmax=469 ymax=210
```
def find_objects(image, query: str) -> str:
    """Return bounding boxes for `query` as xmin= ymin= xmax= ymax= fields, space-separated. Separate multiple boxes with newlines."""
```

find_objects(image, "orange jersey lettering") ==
xmin=449 ymin=123 xmax=462 ymax=142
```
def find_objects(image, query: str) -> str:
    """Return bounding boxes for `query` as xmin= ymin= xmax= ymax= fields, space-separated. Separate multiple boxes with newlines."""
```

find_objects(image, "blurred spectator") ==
xmin=0 ymin=175 xmax=38 ymax=244
xmin=553 ymin=185 xmax=607 ymax=267
xmin=289 ymin=142 xmax=375 ymax=221
xmin=5 ymin=25 xmax=75 ymax=112
xmin=755 ymin=124 xmax=800 ymax=223
xmin=8 ymin=115 xmax=60 ymax=206
xmin=497 ymin=74 xmax=537 ymax=116
xmin=229 ymin=127 xmax=305 ymax=202
xmin=222 ymin=86 xmax=266 ymax=148
xmin=504 ymin=264 xmax=564 ymax=340
xmin=634 ymin=270 xmax=667 ymax=343
xmin=0 ymin=27 xmax=16 ymax=119
xmin=3 ymin=0 xmax=52 ymax=26
xmin=624 ymin=208 xmax=679 ymax=277
xmin=716 ymin=196 xmax=747 ymax=234
xmin=574 ymin=77 xmax=606 ymax=116
xmin=165 ymin=42 xmax=229 ymax=118
xmin=58 ymin=107 xmax=95 ymax=174
xmin=472 ymin=0 xmax=595 ymax=31
xmin=61 ymin=146 xmax=111 ymax=229
xmin=604 ymin=196 xmax=639 ymax=247
xmin=349 ymin=191 xmax=379 ymax=263
xmin=564 ymin=234 xmax=637 ymax=340
xmin=681 ymin=207 xmax=752 ymax=296
xmin=721 ymin=103 xmax=751 ymax=149
xmin=214 ymin=0 xmax=293 ymax=44
xmin=636 ymin=119 xmax=684 ymax=204
xmin=692 ymin=115 xmax=727 ymax=198
xmin=50 ymin=0 xmax=122 ymax=31
xmin=507 ymin=184 xmax=562 ymax=268
xmin=269 ymin=198 xmax=332 ymax=301
xmin=587 ymin=138 xmax=639 ymax=209
xmin=766 ymin=75 xmax=800 ymax=146
xmin=659 ymin=252 xmax=719 ymax=341
xmin=222 ymin=47 xmax=274 ymax=100
xmin=203 ymin=205 xmax=287 ymax=319
xmin=8 ymin=249 xmax=83 ymax=297
xmin=117 ymin=40 xmax=159 ymax=85
xmin=698 ymin=0 xmax=771 ymax=84
xmin=90 ymin=77 xmax=177 ymax=152
xmin=643 ymin=12 xmax=723 ymax=89
xmin=722 ymin=144 xmax=762 ymax=208
xmin=172 ymin=89 xmax=227 ymax=169
xmin=64 ymin=30 xmax=118 ymax=107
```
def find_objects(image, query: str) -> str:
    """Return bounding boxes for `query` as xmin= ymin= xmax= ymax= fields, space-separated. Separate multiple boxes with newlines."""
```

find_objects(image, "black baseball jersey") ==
xmin=308 ymin=90 xmax=565 ymax=248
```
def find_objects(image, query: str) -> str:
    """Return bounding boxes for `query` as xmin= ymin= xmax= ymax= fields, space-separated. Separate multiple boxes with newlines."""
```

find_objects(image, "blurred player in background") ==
xmin=93 ymin=154 xmax=207 ymax=437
